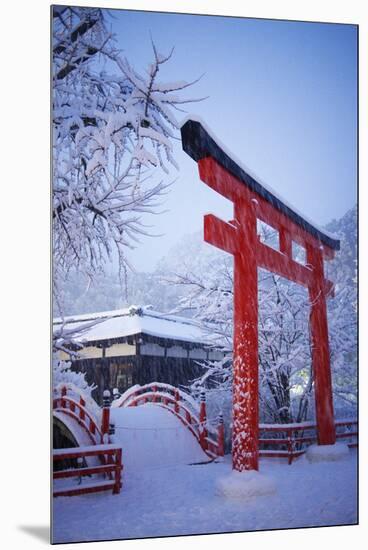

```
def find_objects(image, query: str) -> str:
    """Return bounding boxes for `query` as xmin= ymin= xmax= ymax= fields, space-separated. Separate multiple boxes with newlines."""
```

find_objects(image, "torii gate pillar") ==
xmin=181 ymin=119 xmax=340 ymax=472
xmin=232 ymin=206 xmax=259 ymax=471
xmin=307 ymin=245 xmax=336 ymax=444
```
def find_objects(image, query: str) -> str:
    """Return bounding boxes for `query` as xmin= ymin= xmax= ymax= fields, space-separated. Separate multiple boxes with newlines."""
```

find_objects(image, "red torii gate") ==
xmin=181 ymin=119 xmax=340 ymax=472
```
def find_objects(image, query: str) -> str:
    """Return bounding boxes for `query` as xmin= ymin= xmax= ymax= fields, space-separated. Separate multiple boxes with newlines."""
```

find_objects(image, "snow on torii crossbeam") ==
xmin=181 ymin=118 xmax=340 ymax=473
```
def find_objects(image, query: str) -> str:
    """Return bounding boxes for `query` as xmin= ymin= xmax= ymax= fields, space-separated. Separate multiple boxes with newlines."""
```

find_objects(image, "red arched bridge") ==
xmin=52 ymin=381 xmax=357 ymax=498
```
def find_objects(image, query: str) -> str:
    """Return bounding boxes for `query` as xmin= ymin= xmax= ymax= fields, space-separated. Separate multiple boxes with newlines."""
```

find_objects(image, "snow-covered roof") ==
xmin=53 ymin=306 xmax=223 ymax=347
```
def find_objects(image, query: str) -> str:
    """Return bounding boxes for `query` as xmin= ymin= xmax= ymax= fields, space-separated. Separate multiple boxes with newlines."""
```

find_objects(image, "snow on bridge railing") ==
xmin=53 ymin=385 xmax=104 ymax=445
xmin=53 ymin=444 xmax=123 ymax=497
xmin=53 ymin=382 xmax=101 ymax=421
xmin=112 ymin=382 xmax=225 ymax=459
xmin=112 ymin=382 xmax=200 ymax=413
xmin=259 ymin=419 xmax=357 ymax=465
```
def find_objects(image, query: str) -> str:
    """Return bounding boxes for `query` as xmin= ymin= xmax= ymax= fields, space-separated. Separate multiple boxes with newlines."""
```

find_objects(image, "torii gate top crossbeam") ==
xmin=181 ymin=118 xmax=340 ymax=253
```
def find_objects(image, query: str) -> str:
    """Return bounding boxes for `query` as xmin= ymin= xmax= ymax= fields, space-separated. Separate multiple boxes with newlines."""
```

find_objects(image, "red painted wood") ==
xmin=257 ymin=239 xmax=312 ymax=287
xmin=53 ymin=445 xmax=123 ymax=497
xmin=101 ymin=407 xmax=110 ymax=442
xmin=198 ymin=157 xmax=336 ymax=258
xmin=54 ymin=408 xmax=96 ymax=445
xmin=259 ymin=438 xmax=290 ymax=445
xmin=336 ymin=432 xmax=358 ymax=439
xmin=54 ymin=483 xmax=116 ymax=498
xmin=279 ymin=226 xmax=292 ymax=257
xmin=174 ymin=389 xmax=180 ymax=414
xmin=79 ymin=397 xmax=86 ymax=420
xmin=258 ymin=419 xmax=357 ymax=463
xmin=114 ymin=448 xmax=122 ymax=494
xmin=307 ymin=244 xmax=336 ymax=445
xmin=217 ymin=422 xmax=225 ymax=457
xmin=206 ymin=440 xmax=218 ymax=456
xmin=204 ymin=196 xmax=259 ymax=470
xmin=234 ymin=201 xmax=259 ymax=471
xmin=196 ymin=154 xmax=338 ymax=471
xmin=53 ymin=447 xmax=119 ymax=460
xmin=53 ymin=395 xmax=102 ymax=442
xmin=151 ymin=385 xmax=158 ymax=403
xmin=287 ymin=431 xmax=293 ymax=465
xmin=53 ymin=464 xmax=117 ymax=479
xmin=199 ymin=399 xmax=208 ymax=451
xmin=204 ymin=214 xmax=239 ymax=255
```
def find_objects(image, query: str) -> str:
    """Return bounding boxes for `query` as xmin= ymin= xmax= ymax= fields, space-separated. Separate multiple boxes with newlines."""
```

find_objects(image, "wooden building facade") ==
xmin=55 ymin=307 xmax=228 ymax=404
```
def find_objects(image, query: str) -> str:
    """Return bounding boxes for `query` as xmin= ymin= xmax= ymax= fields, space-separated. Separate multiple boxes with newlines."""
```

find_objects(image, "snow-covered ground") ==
xmin=110 ymin=404 xmax=209 ymax=471
xmin=52 ymin=404 xmax=357 ymax=544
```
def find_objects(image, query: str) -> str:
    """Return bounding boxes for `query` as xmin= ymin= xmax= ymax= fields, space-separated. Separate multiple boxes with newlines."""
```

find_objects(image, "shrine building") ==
xmin=54 ymin=306 xmax=228 ymax=404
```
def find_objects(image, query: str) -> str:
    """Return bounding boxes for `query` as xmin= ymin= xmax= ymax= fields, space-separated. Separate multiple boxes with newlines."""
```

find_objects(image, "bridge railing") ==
xmin=112 ymin=382 xmax=224 ymax=459
xmin=53 ymin=386 xmax=103 ymax=445
xmin=53 ymin=444 xmax=122 ymax=497
xmin=113 ymin=383 xmax=199 ymax=413
xmin=53 ymin=382 xmax=101 ymax=420
xmin=259 ymin=419 xmax=357 ymax=464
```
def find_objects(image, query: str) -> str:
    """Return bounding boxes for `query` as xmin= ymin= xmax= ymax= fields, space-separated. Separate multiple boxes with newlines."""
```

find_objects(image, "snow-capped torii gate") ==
xmin=181 ymin=119 xmax=340 ymax=472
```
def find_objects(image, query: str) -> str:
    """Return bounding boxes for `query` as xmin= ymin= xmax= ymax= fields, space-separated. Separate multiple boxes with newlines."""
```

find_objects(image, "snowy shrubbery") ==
xmin=52 ymin=354 xmax=96 ymax=398
xmin=52 ymin=353 xmax=101 ymax=419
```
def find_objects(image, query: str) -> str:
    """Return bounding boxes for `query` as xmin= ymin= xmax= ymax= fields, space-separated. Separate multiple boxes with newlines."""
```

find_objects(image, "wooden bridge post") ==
xmin=79 ymin=396 xmax=86 ymax=420
xmin=101 ymin=390 xmax=111 ymax=443
xmin=113 ymin=448 xmax=122 ymax=494
xmin=61 ymin=386 xmax=67 ymax=408
xmin=199 ymin=391 xmax=208 ymax=451
xmin=287 ymin=427 xmax=293 ymax=465
xmin=174 ymin=389 xmax=180 ymax=413
xmin=152 ymin=384 xmax=158 ymax=403
xmin=217 ymin=413 xmax=225 ymax=457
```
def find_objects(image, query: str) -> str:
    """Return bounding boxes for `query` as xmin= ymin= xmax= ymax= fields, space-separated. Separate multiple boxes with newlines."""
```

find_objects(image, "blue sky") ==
xmin=104 ymin=9 xmax=357 ymax=272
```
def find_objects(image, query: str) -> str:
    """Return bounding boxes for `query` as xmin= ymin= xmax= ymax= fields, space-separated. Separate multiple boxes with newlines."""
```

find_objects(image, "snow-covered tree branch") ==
xmin=52 ymin=6 xmax=202 ymax=310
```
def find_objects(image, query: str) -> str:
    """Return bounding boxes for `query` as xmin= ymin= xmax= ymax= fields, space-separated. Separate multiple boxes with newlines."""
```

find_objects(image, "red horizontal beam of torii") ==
xmin=181 ymin=119 xmax=339 ymax=472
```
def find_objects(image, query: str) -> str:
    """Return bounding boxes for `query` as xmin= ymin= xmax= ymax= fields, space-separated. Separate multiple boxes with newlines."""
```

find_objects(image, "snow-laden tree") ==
xmin=169 ymin=265 xmax=314 ymax=425
xmin=257 ymin=271 xmax=313 ymax=424
xmin=53 ymin=354 xmax=97 ymax=398
xmin=325 ymin=206 xmax=357 ymax=416
xmin=53 ymin=315 xmax=105 ymax=404
xmin=52 ymin=6 xmax=202 ymax=314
